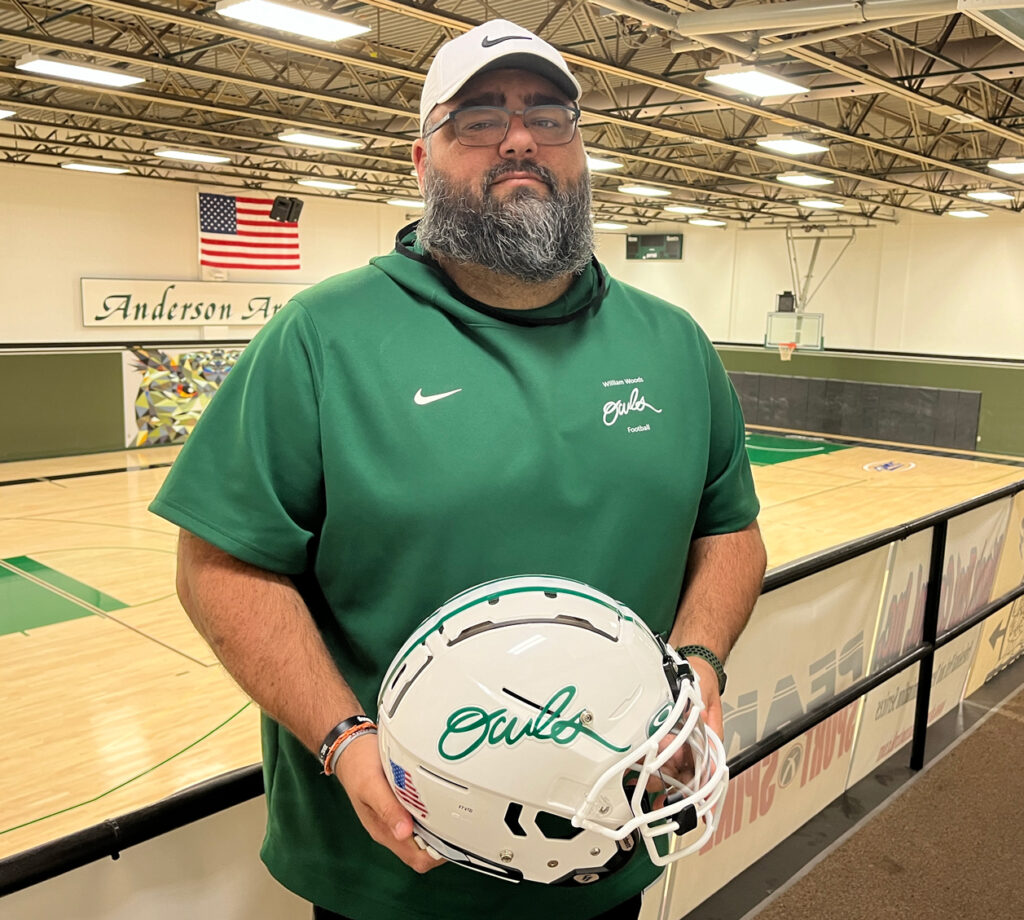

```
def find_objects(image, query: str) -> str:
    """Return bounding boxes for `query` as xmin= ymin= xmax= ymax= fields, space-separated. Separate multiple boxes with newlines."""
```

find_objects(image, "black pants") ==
xmin=313 ymin=892 xmax=642 ymax=920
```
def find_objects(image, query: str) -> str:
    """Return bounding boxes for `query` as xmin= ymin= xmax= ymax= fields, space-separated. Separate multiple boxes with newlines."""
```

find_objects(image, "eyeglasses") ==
xmin=423 ymin=104 xmax=581 ymax=147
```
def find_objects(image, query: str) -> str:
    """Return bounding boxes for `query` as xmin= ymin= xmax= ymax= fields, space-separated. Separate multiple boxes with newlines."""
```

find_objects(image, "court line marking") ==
xmin=0 ymin=702 xmax=253 ymax=839
xmin=735 ymin=677 xmax=1024 ymax=920
xmin=0 ymin=559 xmax=211 ymax=668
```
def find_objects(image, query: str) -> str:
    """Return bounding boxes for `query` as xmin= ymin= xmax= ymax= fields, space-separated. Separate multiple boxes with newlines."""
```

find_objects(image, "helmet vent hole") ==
xmin=544 ymin=592 xmax=558 ymax=598
xmin=534 ymin=811 xmax=585 ymax=840
xmin=504 ymin=803 xmax=528 ymax=837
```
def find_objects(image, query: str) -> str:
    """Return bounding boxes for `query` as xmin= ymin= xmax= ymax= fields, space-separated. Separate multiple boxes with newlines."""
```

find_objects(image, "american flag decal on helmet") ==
xmin=390 ymin=759 xmax=428 ymax=817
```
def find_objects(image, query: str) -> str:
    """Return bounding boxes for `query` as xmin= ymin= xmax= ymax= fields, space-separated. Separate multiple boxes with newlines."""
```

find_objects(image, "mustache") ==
xmin=485 ymin=160 xmax=555 ymax=191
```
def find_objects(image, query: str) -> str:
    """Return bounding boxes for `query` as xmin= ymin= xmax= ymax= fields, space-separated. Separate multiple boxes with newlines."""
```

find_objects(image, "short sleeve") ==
xmin=692 ymin=334 xmax=760 ymax=536
xmin=149 ymin=302 xmax=324 ymax=573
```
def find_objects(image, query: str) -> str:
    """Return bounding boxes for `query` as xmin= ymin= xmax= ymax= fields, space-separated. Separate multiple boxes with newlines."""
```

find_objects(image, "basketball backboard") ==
xmin=765 ymin=311 xmax=824 ymax=350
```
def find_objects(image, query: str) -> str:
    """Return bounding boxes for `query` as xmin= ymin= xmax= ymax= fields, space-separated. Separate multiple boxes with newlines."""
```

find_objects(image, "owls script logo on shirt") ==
xmin=602 ymin=381 xmax=662 ymax=429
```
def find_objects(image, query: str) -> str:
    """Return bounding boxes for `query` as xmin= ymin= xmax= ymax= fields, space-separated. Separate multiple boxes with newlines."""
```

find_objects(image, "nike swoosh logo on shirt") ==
xmin=414 ymin=388 xmax=463 ymax=405
xmin=481 ymin=35 xmax=532 ymax=48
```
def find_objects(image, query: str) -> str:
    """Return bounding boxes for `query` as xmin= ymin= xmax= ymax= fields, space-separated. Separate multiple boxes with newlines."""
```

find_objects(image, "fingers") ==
xmin=334 ymin=735 xmax=444 ymax=874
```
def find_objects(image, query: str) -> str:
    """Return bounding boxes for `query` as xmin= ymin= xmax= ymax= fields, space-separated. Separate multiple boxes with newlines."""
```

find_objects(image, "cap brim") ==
xmin=440 ymin=52 xmax=580 ymax=106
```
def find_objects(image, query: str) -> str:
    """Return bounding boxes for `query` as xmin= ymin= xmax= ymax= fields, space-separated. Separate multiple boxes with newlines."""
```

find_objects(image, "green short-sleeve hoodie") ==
xmin=150 ymin=226 xmax=759 ymax=919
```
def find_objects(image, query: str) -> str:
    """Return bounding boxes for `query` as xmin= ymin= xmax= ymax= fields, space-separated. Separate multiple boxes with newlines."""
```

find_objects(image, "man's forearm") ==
xmin=668 ymin=520 xmax=767 ymax=661
xmin=176 ymin=529 xmax=361 ymax=755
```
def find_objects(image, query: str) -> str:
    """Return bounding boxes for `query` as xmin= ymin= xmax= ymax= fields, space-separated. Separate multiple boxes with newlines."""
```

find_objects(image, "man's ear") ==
xmin=412 ymin=139 xmax=427 ymax=194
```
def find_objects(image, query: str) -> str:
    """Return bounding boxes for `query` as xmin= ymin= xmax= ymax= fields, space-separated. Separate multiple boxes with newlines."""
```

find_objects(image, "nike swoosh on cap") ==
xmin=414 ymin=387 xmax=463 ymax=405
xmin=481 ymin=35 xmax=532 ymax=48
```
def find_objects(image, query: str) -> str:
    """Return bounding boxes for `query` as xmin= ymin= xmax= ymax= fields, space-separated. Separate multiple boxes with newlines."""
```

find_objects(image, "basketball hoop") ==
xmin=778 ymin=342 xmax=797 ymax=361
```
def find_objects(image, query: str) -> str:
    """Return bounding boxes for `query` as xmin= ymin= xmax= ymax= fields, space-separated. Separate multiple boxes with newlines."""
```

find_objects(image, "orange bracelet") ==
xmin=322 ymin=722 xmax=377 ymax=776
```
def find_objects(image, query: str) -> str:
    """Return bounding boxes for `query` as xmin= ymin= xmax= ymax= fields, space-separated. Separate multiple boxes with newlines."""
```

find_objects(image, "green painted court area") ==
xmin=0 ymin=556 xmax=127 ymax=636
xmin=744 ymin=433 xmax=850 ymax=467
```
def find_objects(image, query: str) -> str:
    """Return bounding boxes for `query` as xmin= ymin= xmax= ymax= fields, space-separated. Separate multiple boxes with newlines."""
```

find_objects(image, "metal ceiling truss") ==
xmin=1 ymin=0 xmax=1023 ymax=227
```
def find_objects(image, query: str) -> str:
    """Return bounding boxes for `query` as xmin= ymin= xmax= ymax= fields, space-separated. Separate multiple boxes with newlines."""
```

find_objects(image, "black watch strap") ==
xmin=676 ymin=645 xmax=727 ymax=695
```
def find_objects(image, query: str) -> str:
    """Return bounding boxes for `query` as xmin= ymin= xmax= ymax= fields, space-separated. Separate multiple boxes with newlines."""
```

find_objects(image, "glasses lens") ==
xmin=451 ymin=106 xmax=578 ymax=146
xmin=451 ymin=108 xmax=509 ymax=146
xmin=523 ymin=106 xmax=576 ymax=144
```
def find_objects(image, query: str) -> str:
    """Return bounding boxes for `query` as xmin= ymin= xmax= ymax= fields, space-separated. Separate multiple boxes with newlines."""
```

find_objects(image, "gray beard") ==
xmin=416 ymin=160 xmax=594 ymax=284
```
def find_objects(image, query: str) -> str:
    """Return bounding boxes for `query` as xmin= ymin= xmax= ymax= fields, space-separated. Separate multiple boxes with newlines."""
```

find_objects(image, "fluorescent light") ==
xmin=689 ymin=218 xmax=727 ymax=227
xmin=216 ymin=0 xmax=370 ymax=41
xmin=946 ymin=209 xmax=988 ymax=219
xmin=155 ymin=149 xmax=231 ymax=164
xmin=618 ymin=184 xmax=671 ymax=197
xmin=61 ymin=162 xmax=130 ymax=174
xmin=756 ymin=135 xmax=828 ymax=155
xmin=278 ymin=131 xmax=362 ymax=150
xmin=987 ymin=158 xmax=1024 ymax=175
xmin=777 ymin=172 xmax=834 ymax=187
xmin=0 ymin=109 xmax=14 ymax=119
xmin=16 ymin=54 xmax=144 ymax=87
xmin=387 ymin=198 xmax=424 ymax=208
xmin=706 ymin=65 xmax=806 ymax=97
xmin=594 ymin=221 xmax=628 ymax=229
xmin=587 ymin=156 xmax=623 ymax=171
xmin=798 ymin=199 xmax=844 ymax=210
xmin=966 ymin=190 xmax=1013 ymax=201
xmin=664 ymin=204 xmax=708 ymax=215
xmin=297 ymin=178 xmax=356 ymax=190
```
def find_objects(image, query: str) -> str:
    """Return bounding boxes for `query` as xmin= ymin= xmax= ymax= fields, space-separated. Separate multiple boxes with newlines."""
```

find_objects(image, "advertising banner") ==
xmin=938 ymin=500 xmax=1011 ymax=635
xmin=719 ymin=547 xmax=888 ymax=759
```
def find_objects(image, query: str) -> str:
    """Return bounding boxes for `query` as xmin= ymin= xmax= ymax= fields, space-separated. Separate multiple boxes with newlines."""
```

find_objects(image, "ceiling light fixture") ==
xmin=756 ymin=135 xmax=828 ymax=155
xmin=618 ymin=184 xmax=672 ymax=197
xmin=297 ymin=178 xmax=356 ymax=190
xmin=664 ymin=204 xmax=708 ymax=215
xmin=966 ymin=190 xmax=1013 ymax=202
xmin=594 ymin=221 xmax=629 ymax=229
xmin=777 ymin=172 xmax=834 ymax=187
xmin=0 ymin=109 xmax=14 ymax=119
xmin=946 ymin=209 xmax=989 ymax=218
xmin=16 ymin=54 xmax=144 ymax=87
xmin=587 ymin=156 xmax=623 ymax=171
xmin=689 ymin=218 xmax=727 ymax=227
xmin=61 ymin=162 xmax=130 ymax=174
xmin=705 ymin=64 xmax=806 ymax=97
xmin=387 ymin=198 xmax=424 ymax=208
xmin=278 ymin=131 xmax=362 ymax=150
xmin=987 ymin=158 xmax=1024 ymax=175
xmin=216 ymin=0 xmax=370 ymax=41
xmin=798 ymin=199 xmax=844 ymax=209
xmin=155 ymin=149 xmax=231 ymax=164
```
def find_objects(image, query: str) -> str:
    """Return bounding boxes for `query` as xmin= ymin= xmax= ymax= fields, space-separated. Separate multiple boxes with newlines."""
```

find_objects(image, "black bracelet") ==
xmin=318 ymin=715 xmax=374 ymax=766
xmin=676 ymin=645 xmax=727 ymax=695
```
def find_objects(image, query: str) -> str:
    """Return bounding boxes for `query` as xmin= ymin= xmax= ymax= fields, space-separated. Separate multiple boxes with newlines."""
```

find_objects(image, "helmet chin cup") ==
xmin=377 ymin=575 xmax=730 ymax=883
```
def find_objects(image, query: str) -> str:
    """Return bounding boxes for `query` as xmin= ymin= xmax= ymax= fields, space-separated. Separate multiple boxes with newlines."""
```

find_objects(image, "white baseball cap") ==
xmin=419 ymin=19 xmax=581 ymax=133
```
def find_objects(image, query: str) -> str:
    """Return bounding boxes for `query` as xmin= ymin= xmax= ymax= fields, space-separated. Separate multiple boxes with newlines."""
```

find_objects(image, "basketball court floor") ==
xmin=2 ymin=431 xmax=1023 ymax=872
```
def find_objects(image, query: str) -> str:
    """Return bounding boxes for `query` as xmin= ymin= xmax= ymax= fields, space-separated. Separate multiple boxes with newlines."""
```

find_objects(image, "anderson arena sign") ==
xmin=82 ymin=279 xmax=308 ymax=327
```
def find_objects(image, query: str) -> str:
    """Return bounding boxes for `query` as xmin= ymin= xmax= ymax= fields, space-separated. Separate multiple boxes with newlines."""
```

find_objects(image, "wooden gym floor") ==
xmin=1 ymin=434 xmax=1022 ymax=862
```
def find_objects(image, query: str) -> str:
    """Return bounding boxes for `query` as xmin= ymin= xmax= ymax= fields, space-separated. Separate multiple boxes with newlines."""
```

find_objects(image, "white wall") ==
xmin=596 ymin=211 xmax=1024 ymax=359
xmin=2 ymin=160 xmax=1023 ymax=358
xmin=0 ymin=163 xmax=411 ymax=344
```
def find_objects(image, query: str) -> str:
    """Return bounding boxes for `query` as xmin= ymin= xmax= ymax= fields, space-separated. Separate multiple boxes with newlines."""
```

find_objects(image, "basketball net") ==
xmin=778 ymin=342 xmax=797 ymax=362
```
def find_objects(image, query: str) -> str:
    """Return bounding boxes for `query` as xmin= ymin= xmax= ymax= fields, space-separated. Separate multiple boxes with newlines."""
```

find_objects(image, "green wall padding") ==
xmin=1 ymin=353 xmax=126 ymax=462
xmin=717 ymin=348 xmax=1024 ymax=457
xmin=2 ymin=349 xmax=1021 ymax=461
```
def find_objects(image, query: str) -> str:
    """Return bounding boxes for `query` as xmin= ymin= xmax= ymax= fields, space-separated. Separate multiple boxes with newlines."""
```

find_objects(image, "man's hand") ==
xmin=334 ymin=733 xmax=444 ymax=874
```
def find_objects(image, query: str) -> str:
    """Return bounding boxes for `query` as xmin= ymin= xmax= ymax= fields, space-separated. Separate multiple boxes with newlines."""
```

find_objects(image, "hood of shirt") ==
xmin=369 ymin=221 xmax=607 ymax=327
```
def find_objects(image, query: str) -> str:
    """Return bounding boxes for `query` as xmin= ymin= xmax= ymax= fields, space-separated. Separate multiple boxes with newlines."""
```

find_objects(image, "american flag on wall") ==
xmin=198 ymin=193 xmax=301 ymax=274
xmin=389 ymin=759 xmax=429 ymax=817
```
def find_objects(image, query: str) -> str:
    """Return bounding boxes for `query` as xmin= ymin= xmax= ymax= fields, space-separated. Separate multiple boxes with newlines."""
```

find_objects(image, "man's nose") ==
xmin=499 ymin=115 xmax=537 ymax=159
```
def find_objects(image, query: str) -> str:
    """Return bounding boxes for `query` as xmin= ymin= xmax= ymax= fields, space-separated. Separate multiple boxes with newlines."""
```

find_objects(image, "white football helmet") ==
xmin=377 ymin=575 xmax=728 ymax=885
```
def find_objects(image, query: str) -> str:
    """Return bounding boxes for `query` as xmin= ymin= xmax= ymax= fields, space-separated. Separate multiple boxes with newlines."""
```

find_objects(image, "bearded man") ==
xmin=151 ymin=18 xmax=765 ymax=920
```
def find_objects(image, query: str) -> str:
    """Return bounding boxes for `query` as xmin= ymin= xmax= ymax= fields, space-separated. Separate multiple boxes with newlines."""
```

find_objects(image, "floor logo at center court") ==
xmin=864 ymin=460 xmax=916 ymax=473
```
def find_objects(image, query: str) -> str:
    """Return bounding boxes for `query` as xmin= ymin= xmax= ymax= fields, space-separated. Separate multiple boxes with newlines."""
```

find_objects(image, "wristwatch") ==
xmin=676 ymin=644 xmax=727 ymax=695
